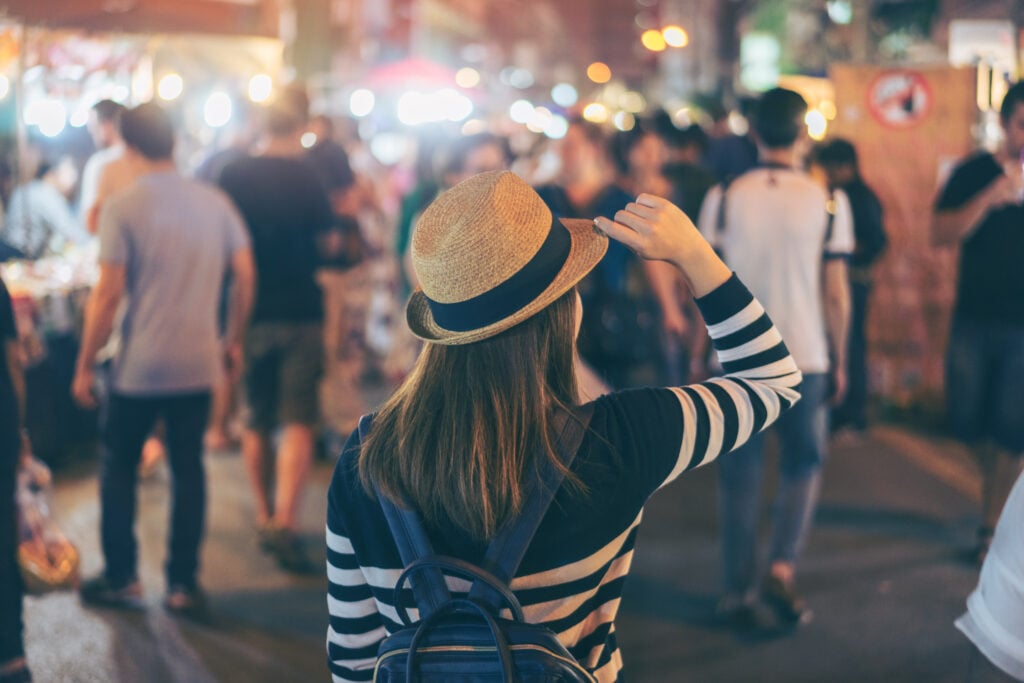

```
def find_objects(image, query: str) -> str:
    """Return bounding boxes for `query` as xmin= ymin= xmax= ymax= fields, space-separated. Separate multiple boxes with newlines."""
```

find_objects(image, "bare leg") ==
xmin=272 ymin=424 xmax=314 ymax=532
xmin=204 ymin=379 xmax=234 ymax=450
xmin=241 ymin=429 xmax=274 ymax=526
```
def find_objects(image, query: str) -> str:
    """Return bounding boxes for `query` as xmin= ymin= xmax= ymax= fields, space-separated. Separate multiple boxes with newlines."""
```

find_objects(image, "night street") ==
xmin=23 ymin=422 xmax=983 ymax=683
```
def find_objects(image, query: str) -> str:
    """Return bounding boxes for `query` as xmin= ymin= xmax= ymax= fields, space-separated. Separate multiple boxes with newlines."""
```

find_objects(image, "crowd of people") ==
xmin=0 ymin=76 xmax=1021 ymax=683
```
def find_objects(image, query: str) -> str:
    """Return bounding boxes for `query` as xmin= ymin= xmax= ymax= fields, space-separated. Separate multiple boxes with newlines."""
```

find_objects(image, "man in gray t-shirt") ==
xmin=71 ymin=103 xmax=255 ymax=614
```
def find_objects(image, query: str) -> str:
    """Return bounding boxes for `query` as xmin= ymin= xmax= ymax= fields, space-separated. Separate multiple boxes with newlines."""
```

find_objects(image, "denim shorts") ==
xmin=946 ymin=318 xmax=1024 ymax=453
xmin=243 ymin=322 xmax=324 ymax=430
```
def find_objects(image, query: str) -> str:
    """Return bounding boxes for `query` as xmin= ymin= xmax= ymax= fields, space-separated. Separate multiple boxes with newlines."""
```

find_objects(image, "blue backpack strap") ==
xmin=360 ymin=415 xmax=451 ymax=620
xmin=469 ymin=404 xmax=596 ymax=611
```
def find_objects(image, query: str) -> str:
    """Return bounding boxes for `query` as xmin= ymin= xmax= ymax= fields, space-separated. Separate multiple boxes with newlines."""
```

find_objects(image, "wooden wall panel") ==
xmin=829 ymin=65 xmax=977 ymax=407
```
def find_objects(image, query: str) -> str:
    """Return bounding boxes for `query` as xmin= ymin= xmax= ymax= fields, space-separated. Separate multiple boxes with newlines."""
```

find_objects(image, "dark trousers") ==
xmin=0 ymin=393 xmax=24 ymax=662
xmin=101 ymin=391 xmax=210 ymax=589
xmin=833 ymin=280 xmax=870 ymax=431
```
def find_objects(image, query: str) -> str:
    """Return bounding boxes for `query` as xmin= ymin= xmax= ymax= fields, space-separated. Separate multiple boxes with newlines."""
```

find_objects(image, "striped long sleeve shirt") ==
xmin=325 ymin=273 xmax=802 ymax=682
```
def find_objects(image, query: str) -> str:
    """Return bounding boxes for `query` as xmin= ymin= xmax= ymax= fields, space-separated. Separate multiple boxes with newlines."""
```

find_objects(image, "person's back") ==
xmin=326 ymin=170 xmax=804 ymax=681
xmin=104 ymin=172 xmax=243 ymax=392
xmin=694 ymin=88 xmax=852 ymax=633
xmin=73 ymin=101 xmax=254 ymax=617
xmin=219 ymin=155 xmax=329 ymax=324
xmin=702 ymin=168 xmax=850 ymax=373
xmin=218 ymin=90 xmax=334 ymax=574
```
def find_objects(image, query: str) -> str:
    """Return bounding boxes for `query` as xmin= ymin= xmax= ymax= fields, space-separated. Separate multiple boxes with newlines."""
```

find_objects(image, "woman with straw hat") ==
xmin=325 ymin=170 xmax=803 ymax=682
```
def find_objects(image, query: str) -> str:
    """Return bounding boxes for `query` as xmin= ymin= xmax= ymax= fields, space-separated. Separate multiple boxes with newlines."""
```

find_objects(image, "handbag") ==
xmin=17 ymin=456 xmax=80 ymax=593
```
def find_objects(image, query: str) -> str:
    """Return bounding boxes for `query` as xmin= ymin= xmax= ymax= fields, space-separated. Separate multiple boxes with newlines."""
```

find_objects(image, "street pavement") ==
xmin=23 ymin=423 xmax=986 ymax=682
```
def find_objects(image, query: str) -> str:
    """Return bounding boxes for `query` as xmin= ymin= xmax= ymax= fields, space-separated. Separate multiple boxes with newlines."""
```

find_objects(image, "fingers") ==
xmin=623 ymin=201 xmax=659 ymax=220
xmin=594 ymin=217 xmax=641 ymax=250
xmin=613 ymin=209 xmax=651 ymax=235
xmin=636 ymin=193 xmax=670 ymax=209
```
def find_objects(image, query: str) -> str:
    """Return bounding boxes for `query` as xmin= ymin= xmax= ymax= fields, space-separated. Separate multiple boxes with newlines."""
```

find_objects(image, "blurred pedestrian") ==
xmin=613 ymin=121 xmax=702 ymax=387
xmin=71 ymin=102 xmax=255 ymax=616
xmin=1 ymin=157 xmax=86 ymax=260
xmin=932 ymin=81 xmax=1024 ymax=564
xmin=79 ymin=100 xmax=126 ymax=233
xmin=0 ymin=274 xmax=31 ymax=682
xmin=659 ymin=122 xmax=717 ymax=220
xmin=395 ymin=132 xmax=511 ymax=294
xmin=325 ymin=169 xmax=802 ymax=681
xmin=83 ymin=99 xmax=167 ymax=474
xmin=702 ymin=98 xmax=758 ymax=182
xmin=956 ymin=469 xmax=1024 ymax=682
xmin=813 ymin=139 xmax=887 ymax=438
xmin=696 ymin=87 xmax=853 ymax=631
xmin=219 ymin=92 xmax=333 ymax=573
xmin=193 ymin=100 xmax=258 ymax=186
xmin=535 ymin=120 xmax=640 ymax=389
xmin=305 ymin=114 xmax=370 ymax=443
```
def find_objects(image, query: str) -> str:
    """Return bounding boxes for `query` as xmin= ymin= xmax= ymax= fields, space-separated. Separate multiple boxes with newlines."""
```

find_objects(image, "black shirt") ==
xmin=842 ymin=178 xmax=887 ymax=270
xmin=936 ymin=152 xmax=1024 ymax=325
xmin=305 ymin=140 xmax=356 ymax=194
xmin=220 ymin=156 xmax=333 ymax=324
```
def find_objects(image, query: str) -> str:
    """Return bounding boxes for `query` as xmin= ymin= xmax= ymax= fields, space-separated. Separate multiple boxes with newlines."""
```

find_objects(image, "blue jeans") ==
xmin=717 ymin=373 xmax=829 ymax=599
xmin=101 ymin=391 xmax=210 ymax=589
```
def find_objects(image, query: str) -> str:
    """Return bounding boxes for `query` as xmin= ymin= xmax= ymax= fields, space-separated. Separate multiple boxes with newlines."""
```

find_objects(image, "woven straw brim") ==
xmin=406 ymin=217 xmax=607 ymax=345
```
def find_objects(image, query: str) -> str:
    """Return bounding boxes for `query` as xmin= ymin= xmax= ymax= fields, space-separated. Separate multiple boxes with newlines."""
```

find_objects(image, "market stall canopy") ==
xmin=0 ymin=0 xmax=279 ymax=38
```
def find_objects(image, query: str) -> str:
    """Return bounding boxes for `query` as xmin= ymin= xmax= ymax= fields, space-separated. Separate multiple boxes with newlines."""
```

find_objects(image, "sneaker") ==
xmin=79 ymin=575 xmax=143 ymax=609
xmin=761 ymin=574 xmax=812 ymax=626
xmin=164 ymin=585 xmax=209 ymax=620
xmin=264 ymin=528 xmax=317 ymax=575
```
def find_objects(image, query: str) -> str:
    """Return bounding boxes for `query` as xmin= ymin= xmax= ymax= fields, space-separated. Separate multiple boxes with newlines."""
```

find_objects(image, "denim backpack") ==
xmin=362 ymin=406 xmax=597 ymax=682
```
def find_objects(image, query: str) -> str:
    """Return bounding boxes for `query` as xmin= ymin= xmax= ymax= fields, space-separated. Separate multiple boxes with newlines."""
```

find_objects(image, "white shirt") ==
xmin=697 ymin=167 xmax=854 ymax=374
xmin=957 ymin=472 xmax=1024 ymax=681
xmin=79 ymin=144 xmax=133 ymax=226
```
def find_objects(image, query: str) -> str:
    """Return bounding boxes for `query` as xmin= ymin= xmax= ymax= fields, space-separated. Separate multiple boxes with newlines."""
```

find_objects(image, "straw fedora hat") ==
xmin=407 ymin=170 xmax=608 ymax=345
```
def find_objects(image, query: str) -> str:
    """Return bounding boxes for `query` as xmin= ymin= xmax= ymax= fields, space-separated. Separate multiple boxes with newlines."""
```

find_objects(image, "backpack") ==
xmin=361 ymin=406 xmax=597 ymax=683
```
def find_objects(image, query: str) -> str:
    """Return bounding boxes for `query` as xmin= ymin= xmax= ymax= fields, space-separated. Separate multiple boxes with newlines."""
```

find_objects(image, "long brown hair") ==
xmin=359 ymin=287 xmax=581 ymax=540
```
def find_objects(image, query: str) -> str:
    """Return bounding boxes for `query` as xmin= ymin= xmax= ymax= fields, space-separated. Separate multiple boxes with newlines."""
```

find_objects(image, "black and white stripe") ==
xmin=326 ymin=273 xmax=802 ymax=682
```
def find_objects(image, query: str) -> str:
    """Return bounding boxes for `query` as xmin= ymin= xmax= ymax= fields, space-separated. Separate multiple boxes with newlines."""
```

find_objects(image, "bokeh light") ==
xmin=582 ymin=102 xmax=609 ymax=124
xmin=26 ymin=99 xmax=67 ymax=138
xmin=204 ymin=91 xmax=233 ymax=128
xmin=455 ymin=67 xmax=481 ymax=88
xmin=0 ymin=75 xmax=10 ymax=100
xmin=157 ymin=73 xmax=183 ymax=101
xmin=510 ymin=99 xmax=535 ymax=124
xmin=613 ymin=111 xmax=636 ymax=132
xmin=300 ymin=132 xmax=318 ymax=148
xmin=586 ymin=62 xmax=612 ymax=84
xmin=551 ymin=83 xmax=578 ymax=108
xmin=544 ymin=115 xmax=570 ymax=139
xmin=349 ymin=89 xmax=375 ymax=117
xmin=663 ymin=26 xmax=689 ymax=48
xmin=248 ymin=74 xmax=273 ymax=103
xmin=805 ymin=110 xmax=828 ymax=140
xmin=641 ymin=30 xmax=667 ymax=52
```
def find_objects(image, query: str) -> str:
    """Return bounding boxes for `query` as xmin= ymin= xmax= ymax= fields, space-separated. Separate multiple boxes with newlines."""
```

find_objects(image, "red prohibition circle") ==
xmin=866 ymin=70 xmax=933 ymax=129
